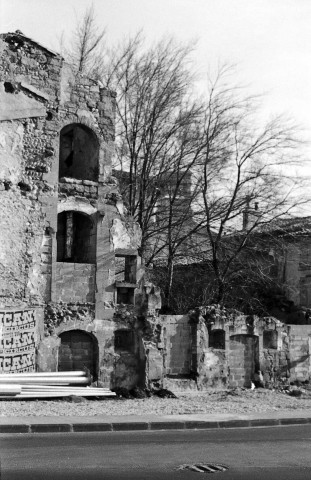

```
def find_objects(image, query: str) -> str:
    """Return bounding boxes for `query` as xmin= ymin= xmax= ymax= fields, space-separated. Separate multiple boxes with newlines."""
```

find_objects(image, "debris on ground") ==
xmin=2 ymin=387 xmax=311 ymax=417
xmin=112 ymin=386 xmax=175 ymax=399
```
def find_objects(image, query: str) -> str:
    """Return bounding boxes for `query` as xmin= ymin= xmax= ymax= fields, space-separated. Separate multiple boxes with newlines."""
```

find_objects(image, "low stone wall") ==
xmin=158 ymin=310 xmax=305 ymax=391
xmin=7 ymin=304 xmax=311 ymax=391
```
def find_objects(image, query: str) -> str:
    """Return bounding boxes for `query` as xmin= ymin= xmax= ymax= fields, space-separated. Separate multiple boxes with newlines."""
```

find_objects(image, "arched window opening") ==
xmin=209 ymin=329 xmax=225 ymax=349
xmin=57 ymin=211 xmax=96 ymax=263
xmin=263 ymin=330 xmax=278 ymax=349
xmin=58 ymin=330 xmax=98 ymax=379
xmin=59 ymin=124 xmax=99 ymax=181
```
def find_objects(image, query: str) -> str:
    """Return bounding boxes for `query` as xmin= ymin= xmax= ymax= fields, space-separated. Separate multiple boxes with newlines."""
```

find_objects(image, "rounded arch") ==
xmin=58 ymin=200 xmax=97 ymax=216
xmin=59 ymin=123 xmax=99 ymax=181
xmin=58 ymin=329 xmax=99 ymax=379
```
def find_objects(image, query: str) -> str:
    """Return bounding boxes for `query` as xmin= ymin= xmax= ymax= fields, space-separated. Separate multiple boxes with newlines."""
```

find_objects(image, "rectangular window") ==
xmin=114 ymin=330 xmax=134 ymax=352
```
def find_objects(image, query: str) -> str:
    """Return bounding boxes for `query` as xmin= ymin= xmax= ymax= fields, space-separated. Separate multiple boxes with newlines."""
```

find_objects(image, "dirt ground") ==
xmin=1 ymin=388 xmax=311 ymax=417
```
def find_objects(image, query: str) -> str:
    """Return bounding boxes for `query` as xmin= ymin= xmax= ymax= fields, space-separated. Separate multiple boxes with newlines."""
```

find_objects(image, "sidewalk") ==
xmin=1 ymin=409 xmax=311 ymax=433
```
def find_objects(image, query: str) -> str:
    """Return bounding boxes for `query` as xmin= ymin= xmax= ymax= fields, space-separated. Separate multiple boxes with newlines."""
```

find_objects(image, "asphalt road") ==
xmin=1 ymin=425 xmax=311 ymax=479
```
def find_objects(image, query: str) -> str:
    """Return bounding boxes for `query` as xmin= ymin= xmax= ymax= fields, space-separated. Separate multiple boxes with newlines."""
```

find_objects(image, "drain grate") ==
xmin=178 ymin=463 xmax=228 ymax=473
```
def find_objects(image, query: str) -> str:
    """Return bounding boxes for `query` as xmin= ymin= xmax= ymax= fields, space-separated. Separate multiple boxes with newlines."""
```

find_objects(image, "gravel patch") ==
xmin=1 ymin=390 xmax=311 ymax=417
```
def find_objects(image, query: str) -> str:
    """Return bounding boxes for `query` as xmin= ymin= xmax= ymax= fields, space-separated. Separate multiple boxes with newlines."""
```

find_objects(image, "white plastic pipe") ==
xmin=0 ymin=371 xmax=86 ymax=378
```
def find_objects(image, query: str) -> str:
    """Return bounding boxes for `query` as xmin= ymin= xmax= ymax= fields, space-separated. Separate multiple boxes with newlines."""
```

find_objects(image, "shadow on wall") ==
xmin=110 ymin=329 xmax=146 ymax=389
xmin=164 ymin=316 xmax=192 ymax=377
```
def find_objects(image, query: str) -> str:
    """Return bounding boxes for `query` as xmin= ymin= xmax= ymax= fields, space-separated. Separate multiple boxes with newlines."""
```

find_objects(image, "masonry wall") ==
xmin=277 ymin=239 xmax=311 ymax=322
xmin=159 ymin=308 xmax=295 ymax=391
xmin=289 ymin=324 xmax=311 ymax=381
xmin=55 ymin=263 xmax=96 ymax=302
xmin=0 ymin=32 xmax=147 ymax=390
xmin=0 ymin=31 xmax=118 ymax=304
xmin=162 ymin=315 xmax=192 ymax=376
xmin=229 ymin=334 xmax=259 ymax=388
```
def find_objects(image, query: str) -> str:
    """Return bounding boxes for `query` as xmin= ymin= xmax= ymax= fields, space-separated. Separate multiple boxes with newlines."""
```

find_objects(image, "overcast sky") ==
xmin=1 ymin=0 xmax=311 ymax=158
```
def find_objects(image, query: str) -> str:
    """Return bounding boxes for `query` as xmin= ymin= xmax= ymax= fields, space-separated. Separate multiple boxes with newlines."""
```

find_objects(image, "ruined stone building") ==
xmin=0 ymin=32 xmax=310 ymax=391
xmin=0 ymin=31 xmax=146 ymax=387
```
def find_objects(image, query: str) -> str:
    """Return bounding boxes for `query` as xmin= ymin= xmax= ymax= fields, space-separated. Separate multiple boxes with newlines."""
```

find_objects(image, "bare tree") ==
xmin=104 ymin=35 xmax=207 ymax=261
xmin=195 ymin=65 xmax=308 ymax=307
xmin=62 ymin=11 xmax=309 ymax=312
xmin=63 ymin=14 xmax=209 ymax=307
xmin=64 ymin=5 xmax=106 ymax=77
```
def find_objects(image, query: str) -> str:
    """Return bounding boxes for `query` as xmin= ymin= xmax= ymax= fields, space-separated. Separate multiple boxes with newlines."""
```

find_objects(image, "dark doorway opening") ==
xmin=58 ymin=330 xmax=98 ymax=379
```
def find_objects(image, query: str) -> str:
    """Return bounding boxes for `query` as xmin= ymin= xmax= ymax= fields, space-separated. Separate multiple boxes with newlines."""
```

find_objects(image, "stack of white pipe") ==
xmin=0 ymin=371 xmax=116 ymax=399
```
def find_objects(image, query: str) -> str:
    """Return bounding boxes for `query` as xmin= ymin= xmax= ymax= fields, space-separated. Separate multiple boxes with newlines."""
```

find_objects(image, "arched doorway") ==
xmin=58 ymin=330 xmax=98 ymax=379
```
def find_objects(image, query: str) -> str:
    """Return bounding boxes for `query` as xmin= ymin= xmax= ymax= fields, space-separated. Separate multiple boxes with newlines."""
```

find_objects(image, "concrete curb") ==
xmin=1 ymin=416 xmax=311 ymax=434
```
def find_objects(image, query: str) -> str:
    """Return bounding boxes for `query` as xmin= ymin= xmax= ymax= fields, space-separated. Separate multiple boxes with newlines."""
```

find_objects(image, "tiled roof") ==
xmin=259 ymin=216 xmax=311 ymax=237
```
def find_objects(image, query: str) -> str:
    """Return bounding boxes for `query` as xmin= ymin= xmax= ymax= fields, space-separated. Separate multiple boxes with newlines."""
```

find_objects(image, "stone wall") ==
xmin=159 ymin=307 xmax=296 ymax=391
xmin=161 ymin=315 xmax=192 ymax=376
xmin=0 ymin=31 xmax=116 ymax=308
xmin=0 ymin=31 xmax=146 ymax=390
xmin=59 ymin=178 xmax=98 ymax=200
xmin=229 ymin=334 xmax=259 ymax=388
xmin=272 ymin=237 xmax=311 ymax=322
xmin=280 ymin=239 xmax=311 ymax=310
xmin=289 ymin=325 xmax=311 ymax=381
xmin=55 ymin=263 xmax=96 ymax=303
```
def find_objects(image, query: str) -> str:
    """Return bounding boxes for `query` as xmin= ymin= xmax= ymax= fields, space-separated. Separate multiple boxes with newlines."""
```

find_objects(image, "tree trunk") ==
xmin=164 ymin=257 xmax=174 ymax=307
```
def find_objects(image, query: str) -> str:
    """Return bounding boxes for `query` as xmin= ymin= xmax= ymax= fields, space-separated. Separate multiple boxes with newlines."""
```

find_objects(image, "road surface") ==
xmin=1 ymin=425 xmax=311 ymax=479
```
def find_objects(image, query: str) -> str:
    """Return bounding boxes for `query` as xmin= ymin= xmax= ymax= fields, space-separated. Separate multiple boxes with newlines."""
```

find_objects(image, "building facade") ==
xmin=0 ymin=32 xmax=310 ymax=391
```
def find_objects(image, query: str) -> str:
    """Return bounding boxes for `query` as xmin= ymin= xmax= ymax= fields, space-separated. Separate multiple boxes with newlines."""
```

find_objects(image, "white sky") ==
xmin=1 ymin=0 xmax=311 ymax=182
